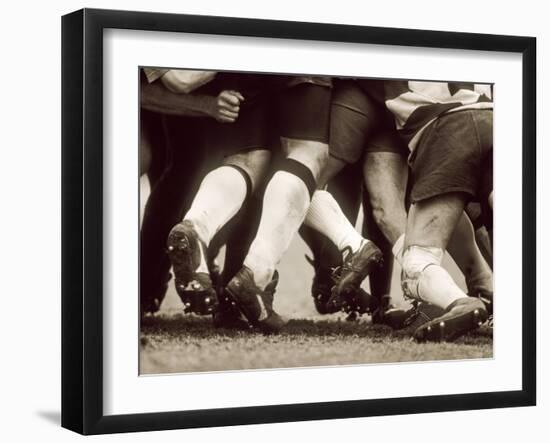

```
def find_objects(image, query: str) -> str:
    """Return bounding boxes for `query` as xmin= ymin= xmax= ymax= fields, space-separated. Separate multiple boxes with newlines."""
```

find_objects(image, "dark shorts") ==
xmin=410 ymin=109 xmax=493 ymax=206
xmin=330 ymin=79 xmax=407 ymax=164
xmin=202 ymin=73 xmax=331 ymax=157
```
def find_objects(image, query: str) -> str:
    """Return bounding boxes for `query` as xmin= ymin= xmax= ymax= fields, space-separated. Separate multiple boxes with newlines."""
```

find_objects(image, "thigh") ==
xmin=202 ymin=100 xmax=271 ymax=158
xmin=196 ymin=73 xmax=273 ymax=158
xmin=473 ymin=110 xmax=493 ymax=229
xmin=329 ymin=80 xmax=380 ymax=164
xmin=276 ymin=82 xmax=332 ymax=144
xmin=326 ymin=161 xmax=363 ymax=222
xmin=363 ymin=150 xmax=408 ymax=207
xmin=410 ymin=110 xmax=484 ymax=204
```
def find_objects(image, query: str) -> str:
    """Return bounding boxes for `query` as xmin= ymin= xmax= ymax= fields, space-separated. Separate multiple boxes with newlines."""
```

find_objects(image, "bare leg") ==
xmin=363 ymin=152 xmax=408 ymax=245
xmin=361 ymin=190 xmax=395 ymax=316
xmin=362 ymin=152 xmax=408 ymax=311
xmin=447 ymin=212 xmax=493 ymax=294
xmin=223 ymin=149 xmax=272 ymax=192
xmin=318 ymin=155 xmax=348 ymax=189
xmin=405 ymin=193 xmax=466 ymax=250
xmin=403 ymin=193 xmax=468 ymax=308
xmin=404 ymin=193 xmax=488 ymax=341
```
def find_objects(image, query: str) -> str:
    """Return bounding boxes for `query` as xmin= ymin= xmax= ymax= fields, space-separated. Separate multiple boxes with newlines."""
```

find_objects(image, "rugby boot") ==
xmin=327 ymin=241 xmax=383 ymax=312
xmin=225 ymin=267 xmax=285 ymax=334
xmin=370 ymin=295 xmax=421 ymax=329
xmin=310 ymin=265 xmax=339 ymax=314
xmin=166 ymin=220 xmax=218 ymax=315
xmin=413 ymin=297 xmax=488 ymax=342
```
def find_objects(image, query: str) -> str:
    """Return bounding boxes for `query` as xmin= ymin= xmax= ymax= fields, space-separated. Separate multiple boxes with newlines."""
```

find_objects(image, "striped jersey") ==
xmin=384 ymin=81 xmax=493 ymax=151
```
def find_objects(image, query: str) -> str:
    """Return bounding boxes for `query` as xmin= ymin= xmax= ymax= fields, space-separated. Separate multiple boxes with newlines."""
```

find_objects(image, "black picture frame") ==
xmin=61 ymin=8 xmax=536 ymax=435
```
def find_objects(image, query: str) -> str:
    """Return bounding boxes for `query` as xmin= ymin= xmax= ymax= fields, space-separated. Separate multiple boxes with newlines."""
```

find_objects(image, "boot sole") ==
xmin=167 ymin=224 xmax=216 ymax=315
xmin=414 ymin=304 xmax=488 ymax=342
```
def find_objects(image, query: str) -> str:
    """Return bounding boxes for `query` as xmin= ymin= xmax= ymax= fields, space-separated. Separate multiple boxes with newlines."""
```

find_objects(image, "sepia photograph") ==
xmin=138 ymin=69 xmax=494 ymax=375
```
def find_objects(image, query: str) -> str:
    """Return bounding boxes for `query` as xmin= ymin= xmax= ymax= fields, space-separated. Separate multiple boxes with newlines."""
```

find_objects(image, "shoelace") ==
xmin=339 ymin=244 xmax=374 ymax=275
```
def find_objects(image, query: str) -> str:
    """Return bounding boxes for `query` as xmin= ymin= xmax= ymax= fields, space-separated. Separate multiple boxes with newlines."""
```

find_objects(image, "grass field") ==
xmin=139 ymin=177 xmax=493 ymax=375
xmin=140 ymin=311 xmax=493 ymax=374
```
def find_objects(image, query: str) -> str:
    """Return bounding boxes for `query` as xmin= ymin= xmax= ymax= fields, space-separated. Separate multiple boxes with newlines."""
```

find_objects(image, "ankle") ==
xmin=183 ymin=216 xmax=210 ymax=246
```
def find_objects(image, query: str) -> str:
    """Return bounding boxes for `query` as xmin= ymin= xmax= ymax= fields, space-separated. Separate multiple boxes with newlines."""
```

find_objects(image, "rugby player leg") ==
xmin=140 ymin=114 xmax=200 ymax=315
xmin=211 ymin=151 xmax=271 ymax=329
xmin=304 ymin=80 xmax=383 ymax=313
xmin=361 ymin=192 xmax=397 ymax=321
xmin=400 ymin=110 xmax=492 ymax=342
xmin=304 ymin=187 xmax=383 ymax=313
xmin=167 ymin=80 xmax=272 ymax=315
xmin=247 ymin=135 xmax=329 ymax=286
xmin=364 ymin=152 xmax=408 ymax=247
xmin=362 ymin=149 xmax=410 ymax=324
xmin=482 ymin=156 xmax=494 ymax=246
xmin=167 ymin=148 xmax=270 ymax=315
xmin=299 ymin=154 xmax=356 ymax=275
xmin=140 ymin=108 xmax=168 ymax=184
xmin=446 ymin=120 xmax=494 ymax=316
xmin=305 ymin=161 xmax=365 ymax=315
xmin=225 ymin=82 xmax=332 ymax=333
xmin=464 ymin=202 xmax=493 ymax=268
xmin=403 ymin=193 xmax=488 ymax=342
xmin=364 ymin=150 xmax=492 ymax=325
xmin=447 ymin=212 xmax=493 ymax=311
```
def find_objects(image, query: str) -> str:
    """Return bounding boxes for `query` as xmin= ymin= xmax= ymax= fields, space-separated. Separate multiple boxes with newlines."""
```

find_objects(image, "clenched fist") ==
xmin=212 ymin=90 xmax=245 ymax=123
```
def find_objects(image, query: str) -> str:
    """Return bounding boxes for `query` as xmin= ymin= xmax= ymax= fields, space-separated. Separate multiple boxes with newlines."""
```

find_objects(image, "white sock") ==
xmin=184 ymin=165 xmax=247 ymax=245
xmin=244 ymin=170 xmax=311 ymax=289
xmin=392 ymin=234 xmax=405 ymax=266
xmin=402 ymin=245 xmax=466 ymax=309
xmin=304 ymin=190 xmax=365 ymax=255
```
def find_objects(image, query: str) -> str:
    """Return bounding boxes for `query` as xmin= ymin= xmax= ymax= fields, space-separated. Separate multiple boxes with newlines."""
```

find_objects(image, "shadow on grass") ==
xmin=141 ymin=313 xmax=493 ymax=345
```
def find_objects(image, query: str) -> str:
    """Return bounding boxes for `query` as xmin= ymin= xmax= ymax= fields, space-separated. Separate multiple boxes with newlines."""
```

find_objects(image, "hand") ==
xmin=213 ymin=90 xmax=244 ymax=123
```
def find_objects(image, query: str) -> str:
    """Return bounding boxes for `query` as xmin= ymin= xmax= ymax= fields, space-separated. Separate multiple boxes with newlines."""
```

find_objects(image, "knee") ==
xmin=309 ymin=143 xmax=330 ymax=165
xmin=369 ymin=196 xmax=403 ymax=237
xmin=224 ymin=150 xmax=271 ymax=192
xmin=299 ymin=142 xmax=329 ymax=178
xmin=370 ymin=203 xmax=388 ymax=231
xmin=283 ymin=138 xmax=329 ymax=180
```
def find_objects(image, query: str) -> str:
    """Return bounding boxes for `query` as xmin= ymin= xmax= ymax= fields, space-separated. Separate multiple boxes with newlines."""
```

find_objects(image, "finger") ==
xmin=218 ymin=115 xmax=237 ymax=123
xmin=219 ymin=102 xmax=240 ymax=113
xmin=217 ymin=96 xmax=239 ymax=112
xmin=230 ymin=90 xmax=245 ymax=102
xmin=225 ymin=90 xmax=245 ymax=100
xmin=221 ymin=91 xmax=243 ymax=106
xmin=219 ymin=109 xmax=239 ymax=119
